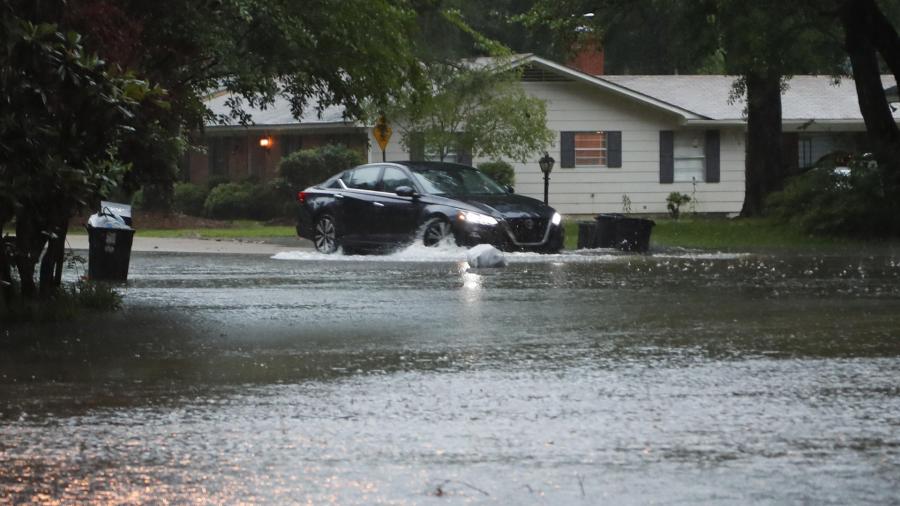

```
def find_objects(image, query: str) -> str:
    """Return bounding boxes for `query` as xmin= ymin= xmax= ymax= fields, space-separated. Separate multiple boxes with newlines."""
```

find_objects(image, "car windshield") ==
xmin=410 ymin=166 xmax=507 ymax=196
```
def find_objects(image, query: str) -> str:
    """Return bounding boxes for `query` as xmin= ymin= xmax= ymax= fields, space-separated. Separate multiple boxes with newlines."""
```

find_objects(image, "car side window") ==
xmin=381 ymin=167 xmax=414 ymax=193
xmin=345 ymin=166 xmax=381 ymax=190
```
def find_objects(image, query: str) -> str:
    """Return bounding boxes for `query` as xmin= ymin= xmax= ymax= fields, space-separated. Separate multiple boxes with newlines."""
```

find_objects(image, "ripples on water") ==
xmin=2 ymin=244 xmax=900 ymax=503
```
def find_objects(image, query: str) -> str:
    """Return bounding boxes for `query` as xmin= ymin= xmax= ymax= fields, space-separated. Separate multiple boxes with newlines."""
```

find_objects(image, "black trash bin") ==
xmin=577 ymin=221 xmax=600 ymax=249
xmin=579 ymin=214 xmax=655 ymax=252
xmin=87 ymin=226 xmax=135 ymax=281
xmin=603 ymin=214 xmax=654 ymax=252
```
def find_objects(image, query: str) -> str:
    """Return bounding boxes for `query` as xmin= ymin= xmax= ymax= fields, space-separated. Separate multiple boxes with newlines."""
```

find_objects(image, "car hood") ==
xmin=440 ymin=194 xmax=555 ymax=219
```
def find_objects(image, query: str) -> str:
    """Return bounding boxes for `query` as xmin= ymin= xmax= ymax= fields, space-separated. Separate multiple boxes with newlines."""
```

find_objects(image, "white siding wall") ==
xmin=367 ymin=129 xmax=413 ymax=164
xmin=369 ymin=80 xmax=747 ymax=215
xmin=505 ymin=81 xmax=745 ymax=215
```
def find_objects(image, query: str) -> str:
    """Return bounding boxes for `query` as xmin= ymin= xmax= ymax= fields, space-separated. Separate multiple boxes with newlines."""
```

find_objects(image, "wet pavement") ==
xmin=2 ymin=244 xmax=900 ymax=504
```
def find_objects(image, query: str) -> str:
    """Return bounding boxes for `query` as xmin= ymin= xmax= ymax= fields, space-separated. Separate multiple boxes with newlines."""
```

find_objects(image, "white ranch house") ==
xmin=195 ymin=54 xmax=900 ymax=216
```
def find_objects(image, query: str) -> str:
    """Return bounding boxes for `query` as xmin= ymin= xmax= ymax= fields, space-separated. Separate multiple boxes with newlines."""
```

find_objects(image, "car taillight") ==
xmin=297 ymin=191 xmax=306 ymax=203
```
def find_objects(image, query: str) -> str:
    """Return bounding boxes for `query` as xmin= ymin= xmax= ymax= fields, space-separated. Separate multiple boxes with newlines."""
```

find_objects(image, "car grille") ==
xmin=507 ymin=217 xmax=548 ymax=243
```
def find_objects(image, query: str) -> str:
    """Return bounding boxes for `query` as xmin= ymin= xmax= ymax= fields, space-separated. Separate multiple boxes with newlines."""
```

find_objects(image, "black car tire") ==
xmin=313 ymin=214 xmax=339 ymax=253
xmin=421 ymin=217 xmax=453 ymax=247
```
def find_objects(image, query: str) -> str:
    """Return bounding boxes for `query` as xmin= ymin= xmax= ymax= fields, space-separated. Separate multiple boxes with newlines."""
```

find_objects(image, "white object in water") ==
xmin=466 ymin=244 xmax=507 ymax=268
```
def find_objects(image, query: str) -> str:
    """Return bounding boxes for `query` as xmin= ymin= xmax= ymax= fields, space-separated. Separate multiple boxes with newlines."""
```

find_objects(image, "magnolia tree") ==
xmin=0 ymin=9 xmax=158 ymax=306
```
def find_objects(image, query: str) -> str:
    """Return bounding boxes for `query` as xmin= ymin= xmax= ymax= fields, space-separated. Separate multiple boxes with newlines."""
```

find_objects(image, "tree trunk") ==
xmin=741 ymin=71 xmax=784 ymax=217
xmin=0 ymin=222 xmax=12 ymax=311
xmin=53 ymin=227 xmax=67 ymax=287
xmin=38 ymin=220 xmax=67 ymax=298
xmin=14 ymin=214 xmax=42 ymax=298
xmin=840 ymin=0 xmax=900 ymax=157
xmin=865 ymin=0 xmax=900 ymax=86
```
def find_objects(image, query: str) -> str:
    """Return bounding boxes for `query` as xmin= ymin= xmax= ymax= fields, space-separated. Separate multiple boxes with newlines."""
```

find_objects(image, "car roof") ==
xmin=381 ymin=161 xmax=476 ymax=172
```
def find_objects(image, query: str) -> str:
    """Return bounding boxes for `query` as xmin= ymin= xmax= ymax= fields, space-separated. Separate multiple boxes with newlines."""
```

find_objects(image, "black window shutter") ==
xmin=607 ymin=131 xmax=622 ymax=168
xmin=659 ymin=130 xmax=674 ymax=184
xmin=409 ymin=132 xmax=425 ymax=161
xmin=705 ymin=130 xmax=720 ymax=183
xmin=560 ymin=132 xmax=575 ymax=168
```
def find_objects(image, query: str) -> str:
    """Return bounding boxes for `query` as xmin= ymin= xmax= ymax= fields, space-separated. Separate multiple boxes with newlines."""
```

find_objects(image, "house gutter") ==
xmin=204 ymin=122 xmax=366 ymax=133
xmin=683 ymin=118 xmax=900 ymax=130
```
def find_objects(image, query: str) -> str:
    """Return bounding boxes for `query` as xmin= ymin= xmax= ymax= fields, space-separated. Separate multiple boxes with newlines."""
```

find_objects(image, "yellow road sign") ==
xmin=373 ymin=116 xmax=392 ymax=152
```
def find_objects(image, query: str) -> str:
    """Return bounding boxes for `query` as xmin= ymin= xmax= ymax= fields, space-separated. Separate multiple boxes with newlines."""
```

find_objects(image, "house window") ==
xmin=561 ymin=131 xmax=621 ymax=168
xmin=673 ymin=132 xmax=706 ymax=182
xmin=574 ymin=132 xmax=607 ymax=166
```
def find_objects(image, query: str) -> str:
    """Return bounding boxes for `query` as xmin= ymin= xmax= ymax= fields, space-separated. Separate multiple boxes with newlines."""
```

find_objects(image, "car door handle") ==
xmin=372 ymin=202 xmax=384 ymax=207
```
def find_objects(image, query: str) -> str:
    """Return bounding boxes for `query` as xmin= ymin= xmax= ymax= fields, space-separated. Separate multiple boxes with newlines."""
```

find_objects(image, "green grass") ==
xmin=138 ymin=225 xmax=296 ymax=239
xmin=564 ymin=216 xmax=888 ymax=251
xmin=70 ymin=220 xmax=296 ymax=239
xmin=71 ymin=217 xmax=891 ymax=251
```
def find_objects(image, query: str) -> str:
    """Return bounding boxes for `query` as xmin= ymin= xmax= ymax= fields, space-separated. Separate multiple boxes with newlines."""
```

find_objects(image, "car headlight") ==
xmin=551 ymin=212 xmax=562 ymax=226
xmin=457 ymin=210 xmax=498 ymax=226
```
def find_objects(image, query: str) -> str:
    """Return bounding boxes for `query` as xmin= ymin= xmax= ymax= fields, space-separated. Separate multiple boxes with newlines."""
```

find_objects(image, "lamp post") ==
xmin=539 ymin=151 xmax=555 ymax=205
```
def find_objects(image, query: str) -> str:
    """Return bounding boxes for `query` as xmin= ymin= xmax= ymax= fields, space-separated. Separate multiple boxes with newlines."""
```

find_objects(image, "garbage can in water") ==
xmin=86 ymin=203 xmax=135 ymax=282
xmin=577 ymin=221 xmax=600 ymax=249
xmin=596 ymin=214 xmax=655 ymax=252
xmin=578 ymin=214 xmax=655 ymax=252
xmin=87 ymin=227 xmax=135 ymax=281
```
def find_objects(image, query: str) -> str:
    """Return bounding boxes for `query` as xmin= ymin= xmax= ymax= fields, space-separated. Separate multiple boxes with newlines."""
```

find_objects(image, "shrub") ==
xmin=173 ymin=183 xmax=208 ymax=216
xmin=204 ymin=182 xmax=254 ymax=220
xmin=247 ymin=179 xmax=293 ymax=221
xmin=666 ymin=192 xmax=691 ymax=220
xmin=207 ymin=175 xmax=230 ymax=191
xmin=766 ymin=162 xmax=897 ymax=237
xmin=477 ymin=160 xmax=515 ymax=187
xmin=279 ymin=144 xmax=363 ymax=190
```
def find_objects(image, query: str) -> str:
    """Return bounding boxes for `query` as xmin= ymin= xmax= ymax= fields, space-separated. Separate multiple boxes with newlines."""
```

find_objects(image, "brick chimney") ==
xmin=566 ymin=36 xmax=604 ymax=76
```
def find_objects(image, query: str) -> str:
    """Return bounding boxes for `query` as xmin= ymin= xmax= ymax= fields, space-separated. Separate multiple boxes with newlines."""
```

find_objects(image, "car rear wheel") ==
xmin=422 ymin=217 xmax=453 ymax=247
xmin=313 ymin=214 xmax=339 ymax=253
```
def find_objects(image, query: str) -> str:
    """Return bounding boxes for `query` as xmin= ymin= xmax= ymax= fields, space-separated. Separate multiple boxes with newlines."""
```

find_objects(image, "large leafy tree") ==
xmin=385 ymin=6 xmax=553 ymax=164
xmin=1 ymin=0 xmax=432 ymax=311
xmin=838 ymin=0 xmax=900 ymax=185
xmin=714 ymin=0 xmax=846 ymax=215
xmin=523 ymin=0 xmax=858 ymax=216
xmin=384 ymin=60 xmax=554 ymax=163
xmin=61 ymin=0 xmax=426 ymax=209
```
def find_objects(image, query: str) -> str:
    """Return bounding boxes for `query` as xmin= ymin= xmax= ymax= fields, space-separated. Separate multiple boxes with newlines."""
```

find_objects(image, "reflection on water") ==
xmin=2 ymin=246 xmax=900 ymax=503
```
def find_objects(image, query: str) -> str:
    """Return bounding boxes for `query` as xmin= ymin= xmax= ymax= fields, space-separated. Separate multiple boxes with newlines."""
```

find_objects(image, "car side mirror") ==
xmin=395 ymin=186 xmax=418 ymax=198
xmin=505 ymin=185 xmax=515 ymax=194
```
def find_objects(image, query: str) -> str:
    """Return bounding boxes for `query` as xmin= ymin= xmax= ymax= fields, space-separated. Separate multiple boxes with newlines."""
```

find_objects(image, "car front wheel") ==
xmin=421 ymin=217 xmax=453 ymax=247
xmin=313 ymin=214 xmax=339 ymax=253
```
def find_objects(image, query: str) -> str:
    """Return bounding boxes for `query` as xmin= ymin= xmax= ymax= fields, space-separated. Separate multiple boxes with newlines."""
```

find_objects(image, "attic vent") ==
xmin=520 ymin=65 xmax=572 ymax=82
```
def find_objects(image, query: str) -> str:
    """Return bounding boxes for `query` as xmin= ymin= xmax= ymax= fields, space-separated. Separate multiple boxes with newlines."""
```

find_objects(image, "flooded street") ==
xmin=3 ymin=244 xmax=900 ymax=504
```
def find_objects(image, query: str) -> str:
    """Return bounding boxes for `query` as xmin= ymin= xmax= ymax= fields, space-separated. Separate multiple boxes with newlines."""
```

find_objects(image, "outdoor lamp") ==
xmin=259 ymin=136 xmax=273 ymax=149
xmin=539 ymin=151 xmax=555 ymax=205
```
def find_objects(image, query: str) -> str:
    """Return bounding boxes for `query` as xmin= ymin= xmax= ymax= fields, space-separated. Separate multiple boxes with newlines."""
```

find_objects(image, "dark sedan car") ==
xmin=295 ymin=161 xmax=564 ymax=254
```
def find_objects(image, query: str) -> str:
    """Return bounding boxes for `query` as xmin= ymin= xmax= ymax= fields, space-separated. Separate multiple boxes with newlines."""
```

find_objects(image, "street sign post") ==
xmin=373 ymin=115 xmax=392 ymax=162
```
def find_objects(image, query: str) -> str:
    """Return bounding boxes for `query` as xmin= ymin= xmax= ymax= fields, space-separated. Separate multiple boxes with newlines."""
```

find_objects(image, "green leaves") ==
xmin=385 ymin=59 xmax=552 ymax=163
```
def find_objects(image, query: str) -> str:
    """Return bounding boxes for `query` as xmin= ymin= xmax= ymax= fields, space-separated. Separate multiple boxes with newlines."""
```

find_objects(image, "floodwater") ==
xmin=3 ymin=243 xmax=900 ymax=504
